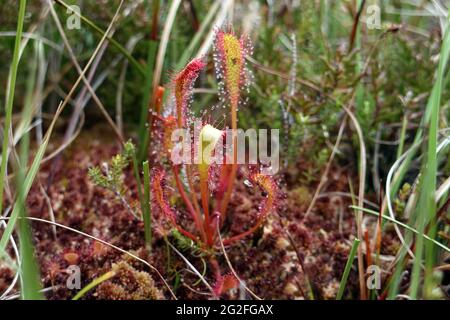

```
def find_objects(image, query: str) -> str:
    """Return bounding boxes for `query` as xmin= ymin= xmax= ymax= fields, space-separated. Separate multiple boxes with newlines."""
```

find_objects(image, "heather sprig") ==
xmin=88 ymin=141 xmax=139 ymax=219
xmin=88 ymin=141 xmax=135 ymax=196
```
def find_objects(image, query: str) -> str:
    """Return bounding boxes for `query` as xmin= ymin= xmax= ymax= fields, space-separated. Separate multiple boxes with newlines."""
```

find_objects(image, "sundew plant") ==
xmin=151 ymin=31 xmax=277 ymax=295
xmin=0 ymin=0 xmax=449 ymax=302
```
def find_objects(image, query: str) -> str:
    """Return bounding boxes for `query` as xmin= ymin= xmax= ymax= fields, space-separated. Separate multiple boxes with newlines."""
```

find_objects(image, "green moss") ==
xmin=95 ymin=261 xmax=164 ymax=300
xmin=288 ymin=186 xmax=312 ymax=209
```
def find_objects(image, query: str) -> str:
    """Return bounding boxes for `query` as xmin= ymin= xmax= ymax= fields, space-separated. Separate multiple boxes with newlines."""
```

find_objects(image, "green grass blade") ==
xmin=336 ymin=238 xmax=361 ymax=300
xmin=137 ymin=40 xmax=158 ymax=160
xmin=137 ymin=0 xmax=160 ymax=160
xmin=130 ymin=147 xmax=144 ymax=215
xmin=17 ymin=39 xmax=44 ymax=300
xmin=410 ymin=11 xmax=450 ymax=299
xmin=139 ymin=0 xmax=182 ymax=160
xmin=142 ymin=160 xmax=152 ymax=249
xmin=72 ymin=270 xmax=115 ymax=300
xmin=396 ymin=113 xmax=408 ymax=159
xmin=350 ymin=206 xmax=450 ymax=253
xmin=17 ymin=205 xmax=44 ymax=300
xmin=1 ymin=0 xmax=124 ymax=252
xmin=0 ymin=0 xmax=27 ymax=222
xmin=176 ymin=0 xmax=220 ymax=69
xmin=386 ymin=13 xmax=450 ymax=215
xmin=54 ymin=0 xmax=145 ymax=75
xmin=0 ymin=103 xmax=60 ymax=251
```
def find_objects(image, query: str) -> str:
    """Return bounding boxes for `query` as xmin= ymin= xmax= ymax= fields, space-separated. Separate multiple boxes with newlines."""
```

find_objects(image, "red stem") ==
xmin=218 ymin=102 xmax=238 ymax=220
xmin=222 ymin=218 xmax=264 ymax=245
xmin=172 ymin=165 xmax=206 ymax=243
xmin=175 ymin=225 xmax=199 ymax=243
xmin=223 ymin=179 xmax=274 ymax=245
xmin=199 ymin=170 xmax=214 ymax=246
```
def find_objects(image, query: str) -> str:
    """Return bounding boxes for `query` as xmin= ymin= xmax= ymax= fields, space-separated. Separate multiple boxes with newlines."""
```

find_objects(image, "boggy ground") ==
xmin=0 ymin=129 xmax=397 ymax=300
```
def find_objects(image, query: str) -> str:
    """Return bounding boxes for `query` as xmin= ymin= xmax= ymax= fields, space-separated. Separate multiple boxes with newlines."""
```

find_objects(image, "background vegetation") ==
xmin=0 ymin=0 xmax=449 ymax=300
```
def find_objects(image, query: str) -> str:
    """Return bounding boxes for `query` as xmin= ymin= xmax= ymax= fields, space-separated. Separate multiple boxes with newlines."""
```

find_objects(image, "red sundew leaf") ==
xmin=215 ymin=163 xmax=232 ymax=200
xmin=222 ymin=173 xmax=278 ymax=245
xmin=174 ymin=58 xmax=206 ymax=127
xmin=250 ymin=172 xmax=277 ymax=219
xmin=151 ymin=169 xmax=177 ymax=223
xmin=213 ymin=273 xmax=239 ymax=296
xmin=214 ymin=30 xmax=248 ymax=108
xmin=161 ymin=116 xmax=178 ymax=157
xmin=63 ymin=252 xmax=79 ymax=265
xmin=151 ymin=168 xmax=199 ymax=242
xmin=152 ymin=169 xmax=200 ymax=242
xmin=151 ymin=114 xmax=179 ymax=160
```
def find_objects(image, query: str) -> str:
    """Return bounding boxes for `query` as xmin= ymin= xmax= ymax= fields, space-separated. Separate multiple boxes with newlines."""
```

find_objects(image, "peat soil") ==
xmin=0 ymin=130 xmax=398 ymax=300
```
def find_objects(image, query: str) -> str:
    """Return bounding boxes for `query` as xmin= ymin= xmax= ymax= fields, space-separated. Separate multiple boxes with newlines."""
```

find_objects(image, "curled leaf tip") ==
xmin=199 ymin=124 xmax=224 ymax=167
xmin=174 ymin=58 xmax=206 ymax=127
